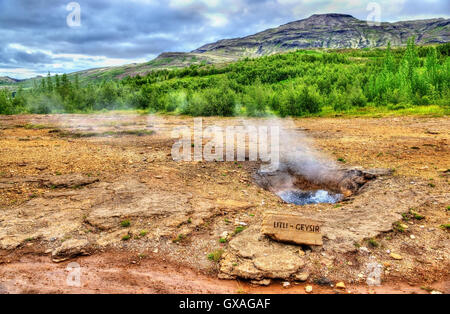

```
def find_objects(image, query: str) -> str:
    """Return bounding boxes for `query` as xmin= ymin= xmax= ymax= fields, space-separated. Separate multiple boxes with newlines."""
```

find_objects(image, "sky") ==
xmin=0 ymin=0 xmax=449 ymax=79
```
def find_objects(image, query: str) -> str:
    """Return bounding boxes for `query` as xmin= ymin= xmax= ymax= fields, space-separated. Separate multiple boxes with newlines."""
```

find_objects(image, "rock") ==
xmin=336 ymin=282 xmax=346 ymax=289
xmin=52 ymin=239 xmax=90 ymax=263
xmin=294 ymin=272 xmax=309 ymax=282
xmin=41 ymin=174 xmax=99 ymax=188
xmin=282 ymin=282 xmax=291 ymax=288
xmin=0 ymin=283 xmax=7 ymax=294
xmin=390 ymin=253 xmax=403 ymax=260
xmin=194 ymin=14 xmax=449 ymax=59
xmin=359 ymin=247 xmax=369 ymax=253
xmin=410 ymin=235 xmax=416 ymax=239
xmin=305 ymin=285 xmax=313 ymax=293
xmin=431 ymin=290 xmax=443 ymax=294
xmin=250 ymin=279 xmax=272 ymax=286
xmin=262 ymin=212 xmax=323 ymax=246
xmin=314 ymin=277 xmax=332 ymax=286
xmin=399 ymin=223 xmax=409 ymax=230
xmin=219 ymin=225 xmax=305 ymax=280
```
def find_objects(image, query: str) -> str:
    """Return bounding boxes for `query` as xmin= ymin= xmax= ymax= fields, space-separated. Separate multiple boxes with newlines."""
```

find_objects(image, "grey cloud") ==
xmin=0 ymin=0 xmax=448 ymax=78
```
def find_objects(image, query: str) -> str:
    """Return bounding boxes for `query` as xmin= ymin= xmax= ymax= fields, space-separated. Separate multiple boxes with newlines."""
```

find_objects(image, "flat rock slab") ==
xmin=262 ymin=212 xmax=323 ymax=246
xmin=52 ymin=239 xmax=91 ymax=263
xmin=0 ymin=177 xmax=229 ymax=251
xmin=220 ymin=225 xmax=306 ymax=281
xmin=40 ymin=174 xmax=99 ymax=188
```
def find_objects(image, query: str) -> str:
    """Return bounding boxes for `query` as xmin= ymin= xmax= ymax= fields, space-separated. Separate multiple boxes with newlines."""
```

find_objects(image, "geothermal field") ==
xmin=0 ymin=113 xmax=448 ymax=294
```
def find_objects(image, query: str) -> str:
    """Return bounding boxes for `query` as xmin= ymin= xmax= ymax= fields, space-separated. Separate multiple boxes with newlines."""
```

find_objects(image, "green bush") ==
xmin=0 ymin=90 xmax=14 ymax=114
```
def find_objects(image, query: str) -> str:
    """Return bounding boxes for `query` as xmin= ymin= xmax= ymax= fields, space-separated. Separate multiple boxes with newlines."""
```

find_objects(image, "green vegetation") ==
xmin=139 ymin=230 xmax=148 ymax=237
xmin=1 ymin=41 xmax=449 ymax=116
xmin=394 ymin=222 xmax=406 ymax=233
xmin=368 ymin=238 xmax=379 ymax=248
xmin=403 ymin=209 xmax=426 ymax=221
xmin=234 ymin=226 xmax=247 ymax=235
xmin=207 ymin=249 xmax=224 ymax=262
xmin=120 ymin=220 xmax=131 ymax=228
xmin=172 ymin=234 xmax=186 ymax=243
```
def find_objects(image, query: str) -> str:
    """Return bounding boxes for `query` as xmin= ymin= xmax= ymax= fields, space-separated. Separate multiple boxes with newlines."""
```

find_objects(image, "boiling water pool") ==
xmin=277 ymin=190 xmax=342 ymax=206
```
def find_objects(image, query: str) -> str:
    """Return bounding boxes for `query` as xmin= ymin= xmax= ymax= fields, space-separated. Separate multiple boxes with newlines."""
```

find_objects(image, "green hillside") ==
xmin=1 ymin=40 xmax=449 ymax=116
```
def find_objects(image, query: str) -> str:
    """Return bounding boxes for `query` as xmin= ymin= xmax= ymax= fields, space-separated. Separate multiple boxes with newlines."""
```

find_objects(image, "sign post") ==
xmin=262 ymin=212 xmax=323 ymax=246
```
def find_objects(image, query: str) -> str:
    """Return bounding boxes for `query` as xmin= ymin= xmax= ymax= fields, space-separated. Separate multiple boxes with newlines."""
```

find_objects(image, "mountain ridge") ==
xmin=192 ymin=13 xmax=449 ymax=56
xmin=7 ymin=14 xmax=450 ymax=84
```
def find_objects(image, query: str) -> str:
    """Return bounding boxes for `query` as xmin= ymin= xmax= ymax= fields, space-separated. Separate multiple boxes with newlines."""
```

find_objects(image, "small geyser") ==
xmin=277 ymin=189 xmax=343 ymax=206
xmin=250 ymin=118 xmax=377 ymax=206
xmin=254 ymin=168 xmax=376 ymax=206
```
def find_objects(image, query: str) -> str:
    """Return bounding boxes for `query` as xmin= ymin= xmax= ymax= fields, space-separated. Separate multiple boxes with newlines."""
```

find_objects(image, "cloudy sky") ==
xmin=0 ymin=0 xmax=448 ymax=79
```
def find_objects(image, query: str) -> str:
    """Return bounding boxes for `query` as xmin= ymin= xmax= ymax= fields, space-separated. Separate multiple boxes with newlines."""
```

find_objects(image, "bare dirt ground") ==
xmin=0 ymin=113 xmax=448 ymax=294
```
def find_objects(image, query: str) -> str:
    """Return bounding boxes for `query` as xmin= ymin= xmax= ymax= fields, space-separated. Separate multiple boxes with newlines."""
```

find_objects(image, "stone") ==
xmin=336 ymin=282 xmax=346 ymax=289
xmin=250 ymin=279 xmax=271 ymax=286
xmin=305 ymin=285 xmax=313 ymax=293
xmin=282 ymin=282 xmax=291 ymax=288
xmin=219 ymin=225 xmax=305 ymax=280
xmin=294 ymin=272 xmax=309 ymax=282
xmin=359 ymin=247 xmax=369 ymax=253
xmin=315 ymin=277 xmax=332 ymax=286
xmin=52 ymin=239 xmax=90 ymax=262
xmin=41 ymin=174 xmax=99 ymax=188
xmin=262 ymin=212 xmax=323 ymax=246
xmin=390 ymin=253 xmax=403 ymax=260
xmin=399 ymin=223 xmax=409 ymax=230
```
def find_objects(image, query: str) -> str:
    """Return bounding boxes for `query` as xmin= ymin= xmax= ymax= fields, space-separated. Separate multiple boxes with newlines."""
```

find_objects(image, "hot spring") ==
xmin=276 ymin=189 xmax=343 ymax=205
xmin=254 ymin=168 xmax=376 ymax=206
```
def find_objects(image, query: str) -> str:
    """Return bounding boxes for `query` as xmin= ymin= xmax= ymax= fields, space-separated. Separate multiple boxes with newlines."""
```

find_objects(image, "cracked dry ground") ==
xmin=0 ymin=114 xmax=448 ymax=294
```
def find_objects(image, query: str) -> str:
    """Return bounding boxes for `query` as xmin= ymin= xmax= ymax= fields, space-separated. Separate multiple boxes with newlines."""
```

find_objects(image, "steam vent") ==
xmin=253 ymin=167 xmax=377 ymax=205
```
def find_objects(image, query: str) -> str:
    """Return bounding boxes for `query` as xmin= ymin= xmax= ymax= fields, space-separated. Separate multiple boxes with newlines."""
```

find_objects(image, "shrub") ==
xmin=120 ymin=220 xmax=131 ymax=228
xmin=207 ymin=249 xmax=224 ymax=262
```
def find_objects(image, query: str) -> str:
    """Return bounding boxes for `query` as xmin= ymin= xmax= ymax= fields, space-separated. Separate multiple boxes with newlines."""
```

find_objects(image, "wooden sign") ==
xmin=262 ymin=212 xmax=323 ymax=246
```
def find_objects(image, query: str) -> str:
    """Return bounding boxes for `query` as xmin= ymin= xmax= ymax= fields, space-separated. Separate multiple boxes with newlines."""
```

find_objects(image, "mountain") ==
xmin=193 ymin=13 xmax=449 ymax=57
xmin=13 ymin=14 xmax=450 ymax=86
xmin=0 ymin=76 xmax=21 ymax=85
